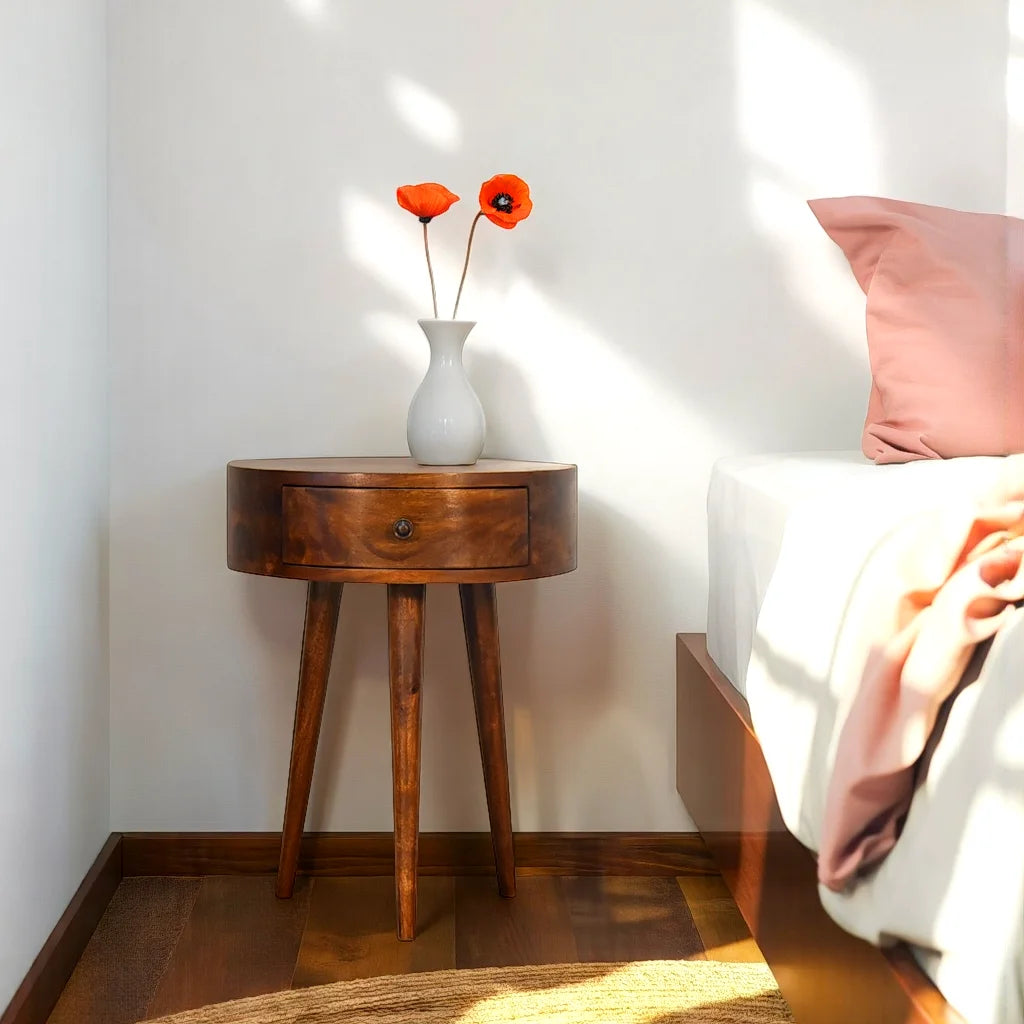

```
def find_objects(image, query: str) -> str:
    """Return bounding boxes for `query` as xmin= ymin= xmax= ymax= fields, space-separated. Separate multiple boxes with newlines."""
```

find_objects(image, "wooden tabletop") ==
xmin=226 ymin=457 xmax=578 ymax=584
xmin=227 ymin=457 xmax=575 ymax=488
xmin=228 ymin=457 xmax=574 ymax=472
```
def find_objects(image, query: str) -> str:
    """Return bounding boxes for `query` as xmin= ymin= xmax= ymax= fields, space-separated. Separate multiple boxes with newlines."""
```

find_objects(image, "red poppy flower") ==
xmin=478 ymin=174 xmax=532 ymax=229
xmin=396 ymin=182 xmax=460 ymax=223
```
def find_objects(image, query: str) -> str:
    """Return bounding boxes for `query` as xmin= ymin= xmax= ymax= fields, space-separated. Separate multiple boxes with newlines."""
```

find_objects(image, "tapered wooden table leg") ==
xmin=459 ymin=583 xmax=516 ymax=898
xmin=276 ymin=581 xmax=343 ymax=899
xmin=388 ymin=583 xmax=426 ymax=941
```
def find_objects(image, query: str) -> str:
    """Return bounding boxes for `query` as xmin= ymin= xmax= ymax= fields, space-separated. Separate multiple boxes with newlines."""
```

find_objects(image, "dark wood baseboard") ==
xmin=676 ymin=633 xmax=961 ymax=1024
xmin=1 ymin=834 xmax=123 ymax=1024
xmin=122 ymin=831 xmax=716 ymax=878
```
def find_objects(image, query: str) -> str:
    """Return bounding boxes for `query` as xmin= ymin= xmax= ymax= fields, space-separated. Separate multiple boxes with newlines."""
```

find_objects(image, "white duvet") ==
xmin=734 ymin=455 xmax=1024 ymax=1024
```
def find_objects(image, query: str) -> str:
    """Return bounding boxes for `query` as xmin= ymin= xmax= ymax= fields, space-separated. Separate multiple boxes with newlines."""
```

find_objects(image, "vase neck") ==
xmin=418 ymin=319 xmax=475 ymax=366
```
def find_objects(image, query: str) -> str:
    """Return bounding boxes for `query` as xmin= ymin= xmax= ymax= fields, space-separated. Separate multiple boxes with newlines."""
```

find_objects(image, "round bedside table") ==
xmin=226 ymin=457 xmax=577 ymax=939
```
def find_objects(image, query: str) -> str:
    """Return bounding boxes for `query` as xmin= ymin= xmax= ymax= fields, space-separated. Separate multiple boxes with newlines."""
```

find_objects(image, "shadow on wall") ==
xmin=107 ymin=0 xmax=1008 ymax=830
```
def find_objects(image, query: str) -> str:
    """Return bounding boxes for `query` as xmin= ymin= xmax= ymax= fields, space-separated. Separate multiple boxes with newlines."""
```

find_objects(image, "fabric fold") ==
xmin=818 ymin=455 xmax=1024 ymax=891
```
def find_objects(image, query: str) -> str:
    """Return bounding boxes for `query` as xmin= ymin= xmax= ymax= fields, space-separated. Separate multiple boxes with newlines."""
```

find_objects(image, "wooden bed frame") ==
xmin=675 ymin=633 xmax=963 ymax=1024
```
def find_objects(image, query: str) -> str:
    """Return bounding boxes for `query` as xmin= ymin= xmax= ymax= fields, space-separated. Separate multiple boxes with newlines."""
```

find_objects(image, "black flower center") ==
xmin=418 ymin=215 xmax=433 ymax=223
xmin=490 ymin=192 xmax=514 ymax=213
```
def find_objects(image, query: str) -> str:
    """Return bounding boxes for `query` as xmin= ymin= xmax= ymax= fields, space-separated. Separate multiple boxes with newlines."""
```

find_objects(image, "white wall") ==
xmin=108 ymin=0 xmax=1008 ymax=833
xmin=0 ymin=0 xmax=109 ymax=1010
xmin=1010 ymin=0 xmax=1024 ymax=215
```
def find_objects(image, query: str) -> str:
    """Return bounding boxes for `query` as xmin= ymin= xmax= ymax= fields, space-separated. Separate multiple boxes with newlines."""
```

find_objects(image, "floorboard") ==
xmin=142 ymin=877 xmax=312 ymax=1019
xmin=453 ymin=876 xmax=579 ymax=969
xmin=562 ymin=876 xmax=706 ymax=963
xmin=291 ymin=877 xmax=456 ymax=987
xmin=676 ymin=875 xmax=766 ymax=964
xmin=46 ymin=877 xmax=200 ymax=1024
xmin=43 ymin=872 xmax=767 ymax=1023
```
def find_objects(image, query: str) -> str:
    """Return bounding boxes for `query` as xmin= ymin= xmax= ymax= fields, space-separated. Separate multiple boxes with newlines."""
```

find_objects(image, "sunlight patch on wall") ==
xmin=1011 ymin=0 xmax=1024 ymax=39
xmin=747 ymin=177 xmax=866 ymax=355
xmin=736 ymin=0 xmax=878 ymax=191
xmin=1008 ymin=0 xmax=1024 ymax=128
xmin=359 ymin=311 xmax=422 ymax=370
xmin=284 ymin=0 xmax=329 ymax=23
xmin=339 ymin=190 xmax=467 ymax=313
xmin=387 ymin=76 xmax=462 ymax=152
xmin=1010 ymin=0 xmax=1024 ymax=215
xmin=736 ymin=0 xmax=880 ymax=359
xmin=478 ymin=276 xmax=721 ymax=517
xmin=1009 ymin=57 xmax=1024 ymax=127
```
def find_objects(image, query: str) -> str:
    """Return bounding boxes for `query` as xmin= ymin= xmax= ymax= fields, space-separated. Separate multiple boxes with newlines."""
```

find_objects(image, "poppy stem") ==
xmin=452 ymin=211 xmax=483 ymax=319
xmin=422 ymin=222 xmax=438 ymax=319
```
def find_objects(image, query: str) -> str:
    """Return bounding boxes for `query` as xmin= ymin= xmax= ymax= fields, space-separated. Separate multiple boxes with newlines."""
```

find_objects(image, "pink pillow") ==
xmin=809 ymin=196 xmax=1024 ymax=464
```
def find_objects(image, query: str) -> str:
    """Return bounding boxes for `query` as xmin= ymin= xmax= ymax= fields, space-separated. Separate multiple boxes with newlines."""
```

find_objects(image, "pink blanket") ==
xmin=819 ymin=455 xmax=1024 ymax=892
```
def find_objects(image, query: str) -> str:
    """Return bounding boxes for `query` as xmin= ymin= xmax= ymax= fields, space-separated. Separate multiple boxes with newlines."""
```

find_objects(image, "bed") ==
xmin=678 ymin=451 xmax=1024 ymax=1024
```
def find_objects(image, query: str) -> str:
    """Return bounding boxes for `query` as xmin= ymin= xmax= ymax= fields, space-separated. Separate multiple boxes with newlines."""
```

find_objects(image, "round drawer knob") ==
xmin=393 ymin=518 xmax=414 ymax=540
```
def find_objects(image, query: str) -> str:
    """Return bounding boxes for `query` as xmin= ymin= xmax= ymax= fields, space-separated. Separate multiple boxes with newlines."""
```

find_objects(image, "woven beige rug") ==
xmin=148 ymin=959 xmax=794 ymax=1023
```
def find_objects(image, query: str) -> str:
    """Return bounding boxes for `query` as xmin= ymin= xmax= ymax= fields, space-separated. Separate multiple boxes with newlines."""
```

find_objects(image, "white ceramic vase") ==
xmin=406 ymin=319 xmax=486 ymax=466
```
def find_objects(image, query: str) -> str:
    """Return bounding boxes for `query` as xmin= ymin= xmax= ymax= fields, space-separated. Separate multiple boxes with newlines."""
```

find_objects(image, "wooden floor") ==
xmin=45 ymin=873 xmax=765 ymax=1023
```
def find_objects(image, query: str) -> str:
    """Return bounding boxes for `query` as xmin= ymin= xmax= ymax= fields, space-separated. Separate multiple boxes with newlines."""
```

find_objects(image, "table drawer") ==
xmin=282 ymin=486 xmax=530 ymax=570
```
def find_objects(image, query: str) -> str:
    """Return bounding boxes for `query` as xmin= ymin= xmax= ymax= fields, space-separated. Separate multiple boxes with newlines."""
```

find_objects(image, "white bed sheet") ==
xmin=706 ymin=451 xmax=1010 ymax=695
xmin=707 ymin=451 xmax=1023 ymax=1024
xmin=707 ymin=451 xmax=873 ymax=695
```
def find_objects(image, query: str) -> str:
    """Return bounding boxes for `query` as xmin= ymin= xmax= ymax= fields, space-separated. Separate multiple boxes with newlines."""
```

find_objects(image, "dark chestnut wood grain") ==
xmin=120 ymin=832 xmax=716 ymax=877
xmin=47 ymin=877 xmax=200 ymax=1024
xmin=388 ymin=584 xmax=426 ymax=941
xmin=453 ymin=876 xmax=578 ymax=969
xmin=228 ymin=457 xmax=578 ymax=940
xmin=460 ymin=583 xmax=515 ymax=898
xmin=143 ymin=877 xmax=312 ymax=1018
xmin=282 ymin=487 xmax=529 ymax=570
xmin=291 ymin=877 xmax=456 ymax=988
xmin=13 ymin=835 xmax=721 ymax=1024
xmin=561 ymin=876 xmax=705 ymax=963
xmin=676 ymin=875 xmax=765 ymax=963
xmin=230 ymin=457 xmax=565 ymax=480
xmin=227 ymin=458 xmax=576 ymax=584
xmin=276 ymin=581 xmax=343 ymax=900
xmin=43 ymin=871 xmax=762 ymax=1023
xmin=676 ymin=633 xmax=962 ymax=1024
